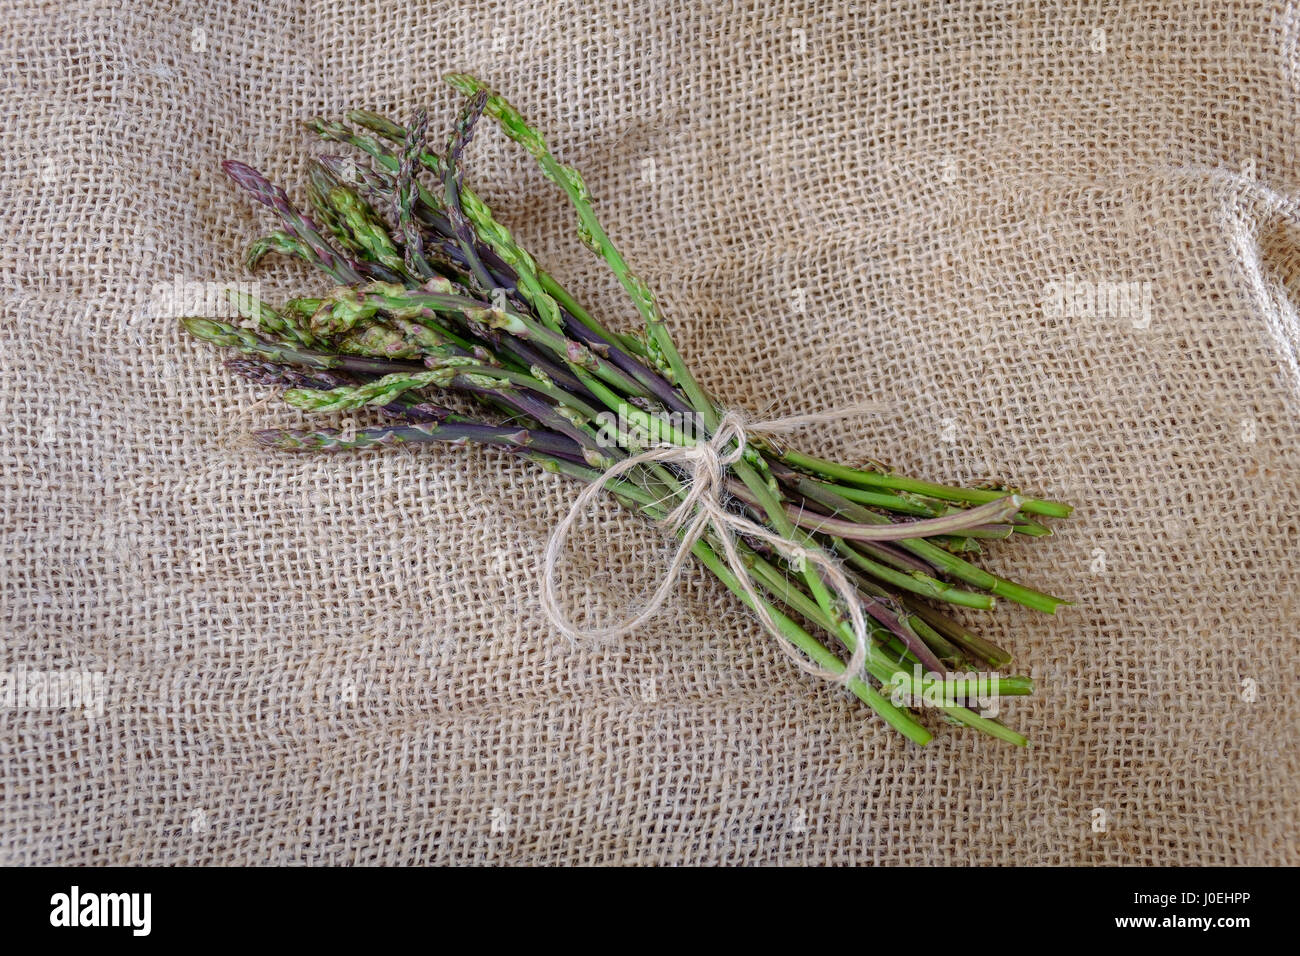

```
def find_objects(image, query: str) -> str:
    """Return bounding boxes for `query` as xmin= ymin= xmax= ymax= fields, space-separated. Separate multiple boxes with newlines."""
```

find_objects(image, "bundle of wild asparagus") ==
xmin=183 ymin=74 xmax=1072 ymax=746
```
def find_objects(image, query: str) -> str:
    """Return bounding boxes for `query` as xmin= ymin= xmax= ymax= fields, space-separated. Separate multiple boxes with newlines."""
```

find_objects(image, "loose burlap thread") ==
xmin=1 ymin=0 xmax=1297 ymax=865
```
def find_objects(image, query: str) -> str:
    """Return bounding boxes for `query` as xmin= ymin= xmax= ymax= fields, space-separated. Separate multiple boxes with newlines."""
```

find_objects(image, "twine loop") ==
xmin=541 ymin=406 xmax=883 ymax=685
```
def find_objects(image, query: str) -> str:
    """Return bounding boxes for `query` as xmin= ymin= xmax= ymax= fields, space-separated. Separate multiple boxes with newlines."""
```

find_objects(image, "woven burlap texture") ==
xmin=2 ymin=0 xmax=1297 ymax=865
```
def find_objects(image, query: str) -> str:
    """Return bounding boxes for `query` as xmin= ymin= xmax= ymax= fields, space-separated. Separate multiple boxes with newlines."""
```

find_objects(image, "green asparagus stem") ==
xmin=183 ymin=317 xmax=425 ymax=376
xmin=770 ymin=458 xmax=1068 ymax=612
xmin=443 ymin=74 xmax=711 ymax=411
xmin=341 ymin=109 xmax=649 ymax=356
xmin=317 ymin=114 xmax=684 ymax=411
xmin=222 ymin=161 xmax=366 ymax=283
xmin=343 ymin=109 xmax=691 ymax=416
xmin=778 ymin=447 xmax=1073 ymax=519
xmin=255 ymin=419 xmax=584 ymax=460
xmin=899 ymin=596 xmax=1013 ymax=669
xmin=832 ymin=538 xmax=996 ymax=610
xmin=396 ymin=110 xmax=435 ymax=278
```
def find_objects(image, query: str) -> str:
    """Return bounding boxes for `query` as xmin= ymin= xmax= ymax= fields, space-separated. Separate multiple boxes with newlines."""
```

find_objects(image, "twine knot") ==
xmin=541 ymin=406 xmax=882 ymax=685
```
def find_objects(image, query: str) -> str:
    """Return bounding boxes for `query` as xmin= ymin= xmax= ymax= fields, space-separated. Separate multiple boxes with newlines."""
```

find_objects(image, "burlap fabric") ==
xmin=2 ymin=0 xmax=1297 ymax=865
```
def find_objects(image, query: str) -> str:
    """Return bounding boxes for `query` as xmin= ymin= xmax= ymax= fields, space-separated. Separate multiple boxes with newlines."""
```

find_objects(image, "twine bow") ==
xmin=541 ymin=407 xmax=883 ymax=685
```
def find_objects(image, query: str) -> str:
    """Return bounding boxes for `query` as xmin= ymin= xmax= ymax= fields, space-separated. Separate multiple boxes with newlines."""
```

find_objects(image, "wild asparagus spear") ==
xmin=222 ymin=161 xmax=366 ymax=284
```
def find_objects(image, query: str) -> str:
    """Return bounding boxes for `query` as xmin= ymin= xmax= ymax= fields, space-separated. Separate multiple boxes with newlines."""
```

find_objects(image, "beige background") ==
xmin=1 ymin=0 xmax=1297 ymax=864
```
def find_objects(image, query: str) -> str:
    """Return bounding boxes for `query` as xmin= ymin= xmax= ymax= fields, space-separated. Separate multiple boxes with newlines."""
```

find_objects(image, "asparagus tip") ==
xmin=180 ymin=316 xmax=221 ymax=340
xmin=221 ymin=159 xmax=261 ymax=190
xmin=252 ymin=428 xmax=301 ymax=450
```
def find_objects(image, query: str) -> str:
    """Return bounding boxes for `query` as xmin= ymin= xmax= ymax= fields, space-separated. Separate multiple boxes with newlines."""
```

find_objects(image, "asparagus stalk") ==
xmin=313 ymin=119 xmax=686 ymax=413
xmin=222 ymin=161 xmax=366 ymax=283
xmin=255 ymin=419 xmax=586 ymax=460
xmin=777 ymin=447 xmax=1073 ymax=520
